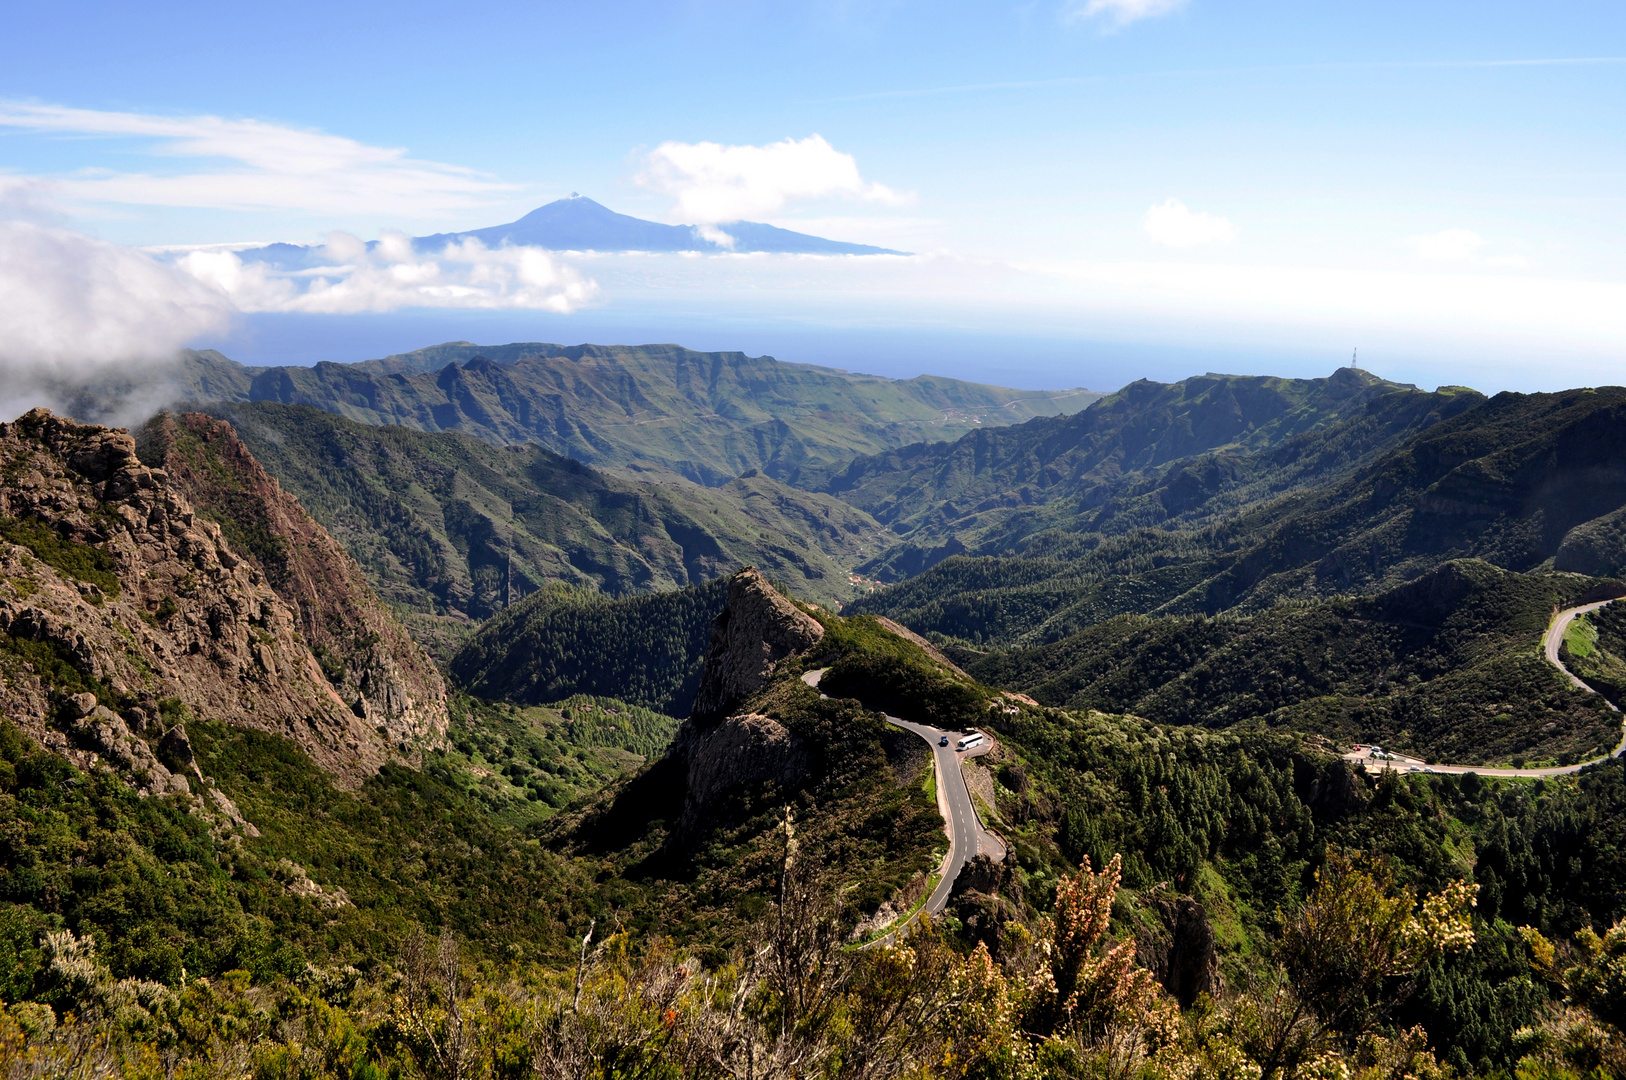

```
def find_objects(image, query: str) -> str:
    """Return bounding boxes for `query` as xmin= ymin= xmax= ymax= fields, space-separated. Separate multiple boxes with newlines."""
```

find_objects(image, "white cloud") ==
xmin=0 ymin=102 xmax=516 ymax=218
xmin=1063 ymin=0 xmax=1185 ymax=27
xmin=0 ymin=219 xmax=235 ymax=423
xmin=1143 ymin=199 xmax=1237 ymax=248
xmin=1411 ymin=228 xmax=1486 ymax=262
xmin=638 ymin=134 xmax=909 ymax=224
xmin=694 ymin=224 xmax=737 ymax=250
xmin=173 ymin=234 xmax=599 ymax=315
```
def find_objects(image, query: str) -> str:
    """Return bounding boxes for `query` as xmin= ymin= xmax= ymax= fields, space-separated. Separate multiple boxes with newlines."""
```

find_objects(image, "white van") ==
xmin=956 ymin=732 xmax=985 ymax=752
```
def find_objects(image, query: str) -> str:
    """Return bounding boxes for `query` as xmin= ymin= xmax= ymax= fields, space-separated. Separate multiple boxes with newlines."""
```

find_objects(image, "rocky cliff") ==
xmin=688 ymin=568 xmax=824 ymax=723
xmin=138 ymin=412 xmax=447 ymax=747
xmin=666 ymin=568 xmax=825 ymax=838
xmin=0 ymin=409 xmax=430 ymax=787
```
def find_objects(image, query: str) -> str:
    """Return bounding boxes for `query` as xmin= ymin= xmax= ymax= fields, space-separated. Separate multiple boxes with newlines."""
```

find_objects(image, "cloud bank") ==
xmin=0 ymin=219 xmax=234 ymax=422
xmin=0 ymin=214 xmax=597 ymax=424
xmin=1143 ymin=199 xmax=1238 ymax=247
xmin=639 ymin=135 xmax=909 ymax=224
xmin=173 ymin=233 xmax=599 ymax=315
xmin=0 ymin=103 xmax=515 ymax=218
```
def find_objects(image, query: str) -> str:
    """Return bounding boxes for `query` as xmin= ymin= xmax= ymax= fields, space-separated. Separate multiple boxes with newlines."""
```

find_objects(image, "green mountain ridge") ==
xmin=11 ymin=387 xmax=1626 ymax=1076
xmin=855 ymin=381 xmax=1626 ymax=645
xmin=450 ymin=579 xmax=730 ymax=717
xmin=955 ymin=559 xmax=1623 ymax=766
xmin=816 ymin=367 xmax=1479 ymax=577
xmin=197 ymin=401 xmax=891 ymax=659
xmin=177 ymin=342 xmax=1100 ymax=486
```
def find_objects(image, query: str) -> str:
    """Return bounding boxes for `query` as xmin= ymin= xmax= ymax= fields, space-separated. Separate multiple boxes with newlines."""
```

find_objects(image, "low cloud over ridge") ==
xmin=174 ymin=233 xmax=599 ymax=315
xmin=0 ymin=220 xmax=233 ymax=423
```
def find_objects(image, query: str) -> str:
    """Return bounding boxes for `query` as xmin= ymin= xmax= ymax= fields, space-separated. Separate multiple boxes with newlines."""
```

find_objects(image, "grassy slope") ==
xmin=193 ymin=343 xmax=1099 ymax=486
xmin=1562 ymin=602 xmax=1626 ymax=708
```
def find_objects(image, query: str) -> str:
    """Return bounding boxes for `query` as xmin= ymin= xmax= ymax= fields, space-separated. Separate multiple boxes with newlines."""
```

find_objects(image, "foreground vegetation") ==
xmin=10 ymin=673 xmax=1626 ymax=1077
xmin=7 ymin=830 xmax=1625 ymax=1080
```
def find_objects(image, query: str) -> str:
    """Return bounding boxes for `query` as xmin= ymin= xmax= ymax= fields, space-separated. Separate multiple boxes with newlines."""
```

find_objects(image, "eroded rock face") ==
xmin=662 ymin=568 xmax=825 ymax=843
xmin=689 ymin=568 xmax=824 ymax=722
xmin=0 ymin=408 xmax=419 ymax=786
xmin=950 ymin=851 xmax=1026 ymax=958
xmin=1136 ymin=895 xmax=1221 ymax=1007
xmin=138 ymin=413 xmax=447 ymax=755
xmin=679 ymin=712 xmax=809 ymax=836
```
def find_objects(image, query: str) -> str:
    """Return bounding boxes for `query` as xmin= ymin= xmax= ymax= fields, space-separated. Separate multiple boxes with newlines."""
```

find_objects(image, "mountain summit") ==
xmin=238 ymin=195 xmax=906 ymax=263
xmin=416 ymin=194 xmax=907 ymax=255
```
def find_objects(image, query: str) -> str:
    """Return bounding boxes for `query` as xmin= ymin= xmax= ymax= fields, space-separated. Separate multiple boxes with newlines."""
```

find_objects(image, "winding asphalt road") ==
xmin=1347 ymin=598 xmax=1626 ymax=779
xmin=800 ymin=668 xmax=1004 ymax=937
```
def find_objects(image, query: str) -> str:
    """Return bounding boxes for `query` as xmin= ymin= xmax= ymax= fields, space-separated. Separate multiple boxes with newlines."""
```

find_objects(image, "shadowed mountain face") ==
xmin=177 ymin=343 xmax=1099 ymax=486
xmin=818 ymin=367 xmax=1481 ymax=577
xmin=956 ymin=559 xmax=1622 ymax=766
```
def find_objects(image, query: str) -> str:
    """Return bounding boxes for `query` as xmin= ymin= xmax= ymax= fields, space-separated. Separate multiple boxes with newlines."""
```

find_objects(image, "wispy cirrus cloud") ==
xmin=637 ymin=134 xmax=910 ymax=225
xmin=1062 ymin=0 xmax=1186 ymax=28
xmin=0 ymin=102 xmax=516 ymax=218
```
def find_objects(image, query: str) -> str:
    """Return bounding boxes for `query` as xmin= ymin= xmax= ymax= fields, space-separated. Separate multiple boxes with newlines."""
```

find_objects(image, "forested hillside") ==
xmin=197 ymin=401 xmax=887 ymax=656
xmin=958 ymin=560 xmax=1622 ymax=765
xmin=451 ymin=579 xmax=729 ymax=715
xmin=857 ymin=383 xmax=1626 ymax=643
xmin=812 ymin=367 xmax=1477 ymax=575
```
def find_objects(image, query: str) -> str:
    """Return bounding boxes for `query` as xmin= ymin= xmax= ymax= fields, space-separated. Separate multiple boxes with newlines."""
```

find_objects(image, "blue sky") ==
xmin=3 ymin=0 xmax=1625 ymax=395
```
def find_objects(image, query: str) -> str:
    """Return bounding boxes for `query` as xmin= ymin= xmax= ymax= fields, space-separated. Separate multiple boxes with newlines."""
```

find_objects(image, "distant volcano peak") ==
xmin=231 ymin=195 xmax=907 ymax=269
xmin=417 ymin=195 xmax=906 ymax=256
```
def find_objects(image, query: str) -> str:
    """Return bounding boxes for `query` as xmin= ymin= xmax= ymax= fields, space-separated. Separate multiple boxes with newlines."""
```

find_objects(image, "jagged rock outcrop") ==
xmin=0 ymin=408 xmax=421 ymax=786
xmin=678 ymin=712 xmax=809 ymax=836
xmin=138 ymin=412 xmax=446 ymax=750
xmin=689 ymin=567 xmax=824 ymax=722
xmin=950 ymin=851 xmax=1026 ymax=957
xmin=1136 ymin=894 xmax=1221 ymax=1006
xmin=662 ymin=568 xmax=825 ymax=842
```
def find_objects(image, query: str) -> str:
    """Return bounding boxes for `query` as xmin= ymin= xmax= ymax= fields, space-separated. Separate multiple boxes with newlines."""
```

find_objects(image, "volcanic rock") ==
xmin=0 ymin=408 xmax=434 ymax=786
xmin=688 ymin=567 xmax=823 ymax=722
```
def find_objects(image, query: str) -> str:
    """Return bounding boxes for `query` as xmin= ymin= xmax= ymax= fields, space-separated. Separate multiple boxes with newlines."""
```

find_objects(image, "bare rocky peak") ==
xmin=688 ymin=567 xmax=824 ymax=723
xmin=0 ymin=408 xmax=438 ymax=788
xmin=665 ymin=567 xmax=825 ymax=843
xmin=139 ymin=412 xmax=447 ymax=747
